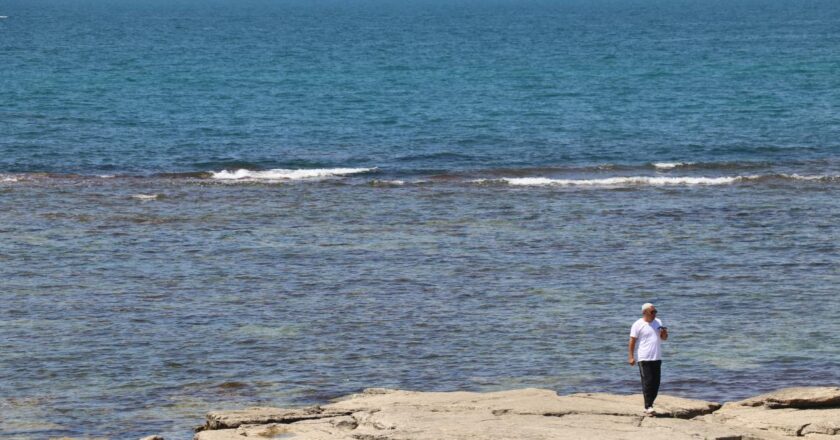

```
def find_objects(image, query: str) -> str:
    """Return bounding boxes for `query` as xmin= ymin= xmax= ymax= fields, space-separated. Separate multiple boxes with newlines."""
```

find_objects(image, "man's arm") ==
xmin=659 ymin=327 xmax=668 ymax=341
xmin=628 ymin=337 xmax=636 ymax=365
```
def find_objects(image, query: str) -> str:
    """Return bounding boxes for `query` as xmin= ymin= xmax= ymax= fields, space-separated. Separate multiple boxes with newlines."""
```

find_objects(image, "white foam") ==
xmin=371 ymin=179 xmax=405 ymax=186
xmin=498 ymin=177 xmax=558 ymax=186
xmin=1 ymin=176 xmax=18 ymax=182
xmin=131 ymin=194 xmax=161 ymax=200
xmin=210 ymin=167 xmax=374 ymax=181
xmin=785 ymin=173 xmax=834 ymax=181
xmin=653 ymin=162 xmax=693 ymax=170
xmin=476 ymin=175 xmax=757 ymax=187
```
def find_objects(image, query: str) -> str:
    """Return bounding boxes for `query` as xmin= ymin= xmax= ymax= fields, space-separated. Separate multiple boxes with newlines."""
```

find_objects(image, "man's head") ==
xmin=641 ymin=303 xmax=657 ymax=322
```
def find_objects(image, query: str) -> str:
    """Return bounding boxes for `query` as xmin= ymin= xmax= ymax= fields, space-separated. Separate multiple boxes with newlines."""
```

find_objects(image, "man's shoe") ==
xmin=644 ymin=407 xmax=656 ymax=416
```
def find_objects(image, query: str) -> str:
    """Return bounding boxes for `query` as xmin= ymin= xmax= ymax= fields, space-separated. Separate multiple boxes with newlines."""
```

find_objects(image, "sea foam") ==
xmin=370 ymin=179 xmax=405 ymax=186
xmin=785 ymin=173 xmax=837 ymax=181
xmin=131 ymin=194 xmax=162 ymax=201
xmin=653 ymin=162 xmax=693 ymax=170
xmin=476 ymin=175 xmax=757 ymax=187
xmin=210 ymin=168 xmax=374 ymax=181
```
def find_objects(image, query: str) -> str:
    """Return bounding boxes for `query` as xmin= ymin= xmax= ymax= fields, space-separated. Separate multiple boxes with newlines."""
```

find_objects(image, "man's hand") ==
xmin=659 ymin=327 xmax=668 ymax=341
xmin=628 ymin=356 xmax=636 ymax=366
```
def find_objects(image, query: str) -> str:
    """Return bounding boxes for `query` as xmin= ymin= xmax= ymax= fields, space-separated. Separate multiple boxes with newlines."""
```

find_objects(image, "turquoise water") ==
xmin=1 ymin=0 xmax=840 ymax=438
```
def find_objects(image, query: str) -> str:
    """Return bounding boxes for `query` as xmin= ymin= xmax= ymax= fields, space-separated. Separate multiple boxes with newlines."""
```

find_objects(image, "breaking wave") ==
xmin=652 ymin=162 xmax=694 ymax=170
xmin=473 ymin=174 xmax=840 ymax=187
xmin=1 ymin=168 xmax=838 ymax=189
xmin=131 ymin=194 xmax=163 ymax=201
xmin=209 ymin=168 xmax=376 ymax=181
xmin=369 ymin=179 xmax=406 ymax=187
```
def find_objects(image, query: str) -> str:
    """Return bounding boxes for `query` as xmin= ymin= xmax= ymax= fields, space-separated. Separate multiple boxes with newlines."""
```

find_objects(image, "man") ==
xmin=628 ymin=303 xmax=668 ymax=415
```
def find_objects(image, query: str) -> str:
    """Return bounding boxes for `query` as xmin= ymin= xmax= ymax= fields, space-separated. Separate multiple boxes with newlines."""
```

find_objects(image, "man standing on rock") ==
xmin=628 ymin=302 xmax=668 ymax=415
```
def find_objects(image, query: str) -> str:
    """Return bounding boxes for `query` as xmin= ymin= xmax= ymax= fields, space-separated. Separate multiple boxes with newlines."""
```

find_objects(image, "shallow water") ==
xmin=2 ymin=176 xmax=839 ymax=438
xmin=2 ymin=0 xmax=840 ymax=438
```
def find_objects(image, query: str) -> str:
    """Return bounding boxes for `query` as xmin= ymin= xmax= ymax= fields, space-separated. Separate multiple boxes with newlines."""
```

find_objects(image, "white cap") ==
xmin=641 ymin=303 xmax=655 ymax=313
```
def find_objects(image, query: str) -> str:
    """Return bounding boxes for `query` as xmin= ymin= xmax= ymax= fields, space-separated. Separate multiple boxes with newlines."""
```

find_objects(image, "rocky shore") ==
xmin=170 ymin=386 xmax=840 ymax=440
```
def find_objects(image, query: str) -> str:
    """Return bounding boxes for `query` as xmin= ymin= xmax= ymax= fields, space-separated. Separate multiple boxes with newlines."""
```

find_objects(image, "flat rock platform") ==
xmin=190 ymin=386 xmax=840 ymax=440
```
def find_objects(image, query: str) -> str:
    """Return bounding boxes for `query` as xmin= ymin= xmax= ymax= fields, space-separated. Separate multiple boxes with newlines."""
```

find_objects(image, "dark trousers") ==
xmin=638 ymin=360 xmax=662 ymax=408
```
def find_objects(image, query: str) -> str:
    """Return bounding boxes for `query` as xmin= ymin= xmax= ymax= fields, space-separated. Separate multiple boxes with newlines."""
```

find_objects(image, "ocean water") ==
xmin=2 ymin=0 xmax=840 ymax=438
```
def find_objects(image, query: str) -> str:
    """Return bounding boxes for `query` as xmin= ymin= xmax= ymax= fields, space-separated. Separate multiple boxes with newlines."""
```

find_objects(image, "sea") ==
xmin=2 ymin=0 xmax=840 ymax=438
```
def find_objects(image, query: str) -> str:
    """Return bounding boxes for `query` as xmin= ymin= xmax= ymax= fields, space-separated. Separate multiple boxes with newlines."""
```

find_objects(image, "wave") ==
xmin=446 ymin=160 xmax=776 ymax=178
xmin=189 ymin=158 xmax=338 ymax=171
xmin=1 ymin=168 xmax=838 ymax=188
xmin=153 ymin=171 xmax=214 ymax=179
xmin=369 ymin=179 xmax=405 ymax=187
xmin=474 ymin=174 xmax=839 ymax=187
xmin=775 ymin=173 xmax=840 ymax=182
xmin=209 ymin=168 xmax=376 ymax=181
xmin=652 ymin=162 xmax=694 ymax=170
xmin=647 ymin=161 xmax=777 ymax=171
xmin=131 ymin=194 xmax=163 ymax=201
xmin=475 ymin=176 xmax=748 ymax=186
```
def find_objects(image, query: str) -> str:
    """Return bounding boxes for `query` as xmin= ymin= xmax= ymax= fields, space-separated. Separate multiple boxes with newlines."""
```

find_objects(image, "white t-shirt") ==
xmin=630 ymin=318 xmax=664 ymax=361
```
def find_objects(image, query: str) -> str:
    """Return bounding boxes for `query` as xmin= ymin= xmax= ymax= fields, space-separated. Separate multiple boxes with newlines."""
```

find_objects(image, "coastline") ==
xmin=176 ymin=386 xmax=840 ymax=440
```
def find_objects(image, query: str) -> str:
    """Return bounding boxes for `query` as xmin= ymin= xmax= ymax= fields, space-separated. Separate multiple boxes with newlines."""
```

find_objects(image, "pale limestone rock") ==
xmin=201 ymin=405 xmax=350 ymax=430
xmin=324 ymin=387 xmax=719 ymax=419
xmin=195 ymin=387 xmax=840 ymax=440
xmin=709 ymin=405 xmax=840 ymax=437
xmin=196 ymin=388 xmax=721 ymax=440
xmin=196 ymin=411 xmax=780 ymax=440
xmin=562 ymin=392 xmax=721 ymax=418
xmin=195 ymin=423 xmax=357 ymax=440
xmin=734 ymin=387 xmax=840 ymax=409
xmin=193 ymin=429 xmax=240 ymax=440
xmin=642 ymin=416 xmax=791 ymax=440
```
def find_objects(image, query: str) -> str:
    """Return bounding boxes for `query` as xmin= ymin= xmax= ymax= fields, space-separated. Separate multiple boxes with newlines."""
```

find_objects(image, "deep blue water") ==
xmin=1 ymin=0 xmax=840 ymax=439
